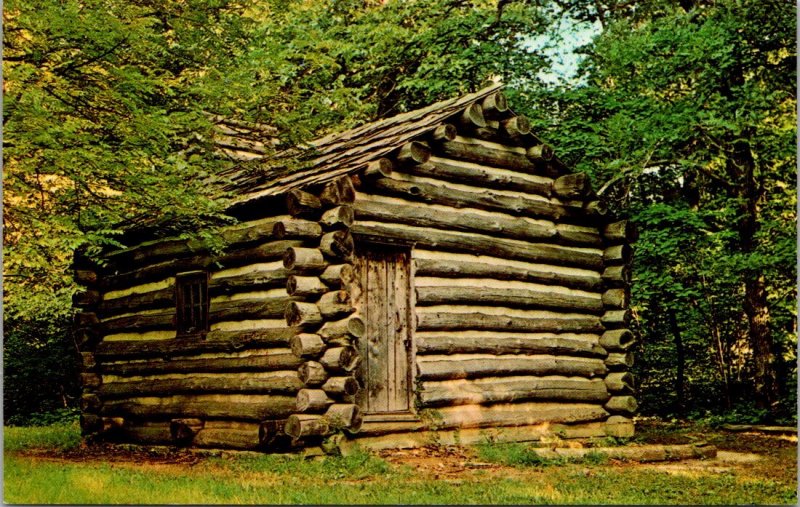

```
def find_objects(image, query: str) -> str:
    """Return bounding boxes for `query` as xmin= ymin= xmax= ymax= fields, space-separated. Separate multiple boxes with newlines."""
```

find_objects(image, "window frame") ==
xmin=175 ymin=270 xmax=210 ymax=338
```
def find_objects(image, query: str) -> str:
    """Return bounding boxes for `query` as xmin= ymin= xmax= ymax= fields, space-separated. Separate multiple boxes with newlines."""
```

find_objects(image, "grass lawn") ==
xmin=3 ymin=420 xmax=797 ymax=504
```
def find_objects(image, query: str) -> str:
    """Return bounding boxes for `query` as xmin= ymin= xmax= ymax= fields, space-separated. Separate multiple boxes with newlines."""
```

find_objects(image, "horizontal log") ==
xmin=430 ymin=124 xmax=457 ymax=142
xmin=456 ymin=103 xmax=487 ymax=129
xmin=320 ymin=346 xmax=360 ymax=373
xmin=298 ymin=361 xmax=328 ymax=386
xmin=416 ymin=308 xmax=604 ymax=333
xmin=170 ymin=418 xmax=204 ymax=443
xmin=415 ymin=285 xmax=602 ymax=314
xmin=354 ymin=196 xmax=569 ymax=247
xmin=319 ymin=315 xmax=365 ymax=340
xmin=413 ymin=256 xmax=602 ymax=291
xmin=272 ymin=219 xmax=323 ymax=240
xmin=355 ymin=419 xmax=427 ymax=437
xmin=285 ymin=301 xmax=323 ymax=328
xmin=325 ymin=404 xmax=363 ymax=433
xmin=605 ymin=372 xmax=635 ymax=394
xmin=318 ymin=176 xmax=356 ymax=206
xmin=396 ymin=141 xmax=431 ymax=165
xmin=320 ymin=205 xmax=354 ymax=229
xmin=285 ymin=414 xmax=330 ymax=438
xmin=527 ymin=144 xmax=554 ymax=162
xmin=99 ymin=371 xmax=303 ymax=398
xmin=81 ymin=373 xmax=101 ymax=388
xmin=556 ymin=224 xmax=603 ymax=247
xmin=211 ymin=297 xmax=298 ymax=322
xmin=320 ymin=230 xmax=354 ymax=259
xmin=417 ymin=354 xmax=607 ymax=380
xmin=599 ymin=329 xmax=635 ymax=351
xmin=283 ymin=247 xmax=327 ymax=273
xmin=73 ymin=290 xmax=101 ymax=308
xmin=602 ymin=265 xmax=631 ymax=287
xmin=439 ymin=137 xmax=538 ymax=173
xmin=370 ymin=176 xmax=577 ymax=222
xmin=94 ymin=328 xmax=295 ymax=360
xmin=102 ymin=240 xmax=304 ymax=290
xmin=419 ymin=376 xmax=609 ymax=407
xmin=322 ymin=376 xmax=360 ymax=397
xmin=259 ymin=419 xmax=290 ymax=447
xmin=319 ymin=264 xmax=355 ymax=288
xmin=296 ymin=389 xmax=334 ymax=412
xmin=81 ymin=393 xmax=102 ymax=412
xmin=74 ymin=269 xmax=98 ymax=286
xmin=428 ymin=402 xmax=609 ymax=430
xmin=602 ymin=309 xmax=632 ymax=327
xmin=605 ymin=352 xmax=634 ymax=370
xmin=502 ymin=115 xmax=531 ymax=139
xmin=351 ymin=222 xmax=602 ymax=270
xmin=605 ymin=415 xmax=635 ymax=437
xmin=553 ymin=172 xmax=592 ymax=200
xmin=290 ymin=333 xmax=326 ymax=358
xmin=601 ymin=288 xmax=628 ymax=309
xmin=100 ymin=296 xmax=296 ymax=334
xmin=102 ymin=394 xmax=296 ymax=421
xmin=605 ymin=395 xmax=638 ymax=414
xmin=401 ymin=156 xmax=552 ymax=197
xmin=101 ymin=349 xmax=301 ymax=376
xmin=102 ymin=217 xmax=288 ymax=272
xmin=604 ymin=244 xmax=632 ymax=264
xmin=100 ymin=310 xmax=174 ymax=333
xmin=211 ymin=265 xmax=289 ymax=295
xmin=362 ymin=158 xmax=394 ymax=180
xmin=604 ymin=220 xmax=638 ymax=243
xmin=719 ymin=424 xmax=799 ymax=435
xmin=481 ymin=92 xmax=508 ymax=119
xmin=99 ymin=287 xmax=175 ymax=317
xmin=317 ymin=290 xmax=354 ymax=318
xmin=286 ymin=189 xmax=322 ymax=217
xmin=528 ymin=443 xmax=716 ymax=463
xmin=286 ymin=276 xmax=328 ymax=297
xmin=113 ymin=421 xmax=172 ymax=444
xmin=415 ymin=332 xmax=606 ymax=357
xmin=192 ymin=425 xmax=264 ymax=450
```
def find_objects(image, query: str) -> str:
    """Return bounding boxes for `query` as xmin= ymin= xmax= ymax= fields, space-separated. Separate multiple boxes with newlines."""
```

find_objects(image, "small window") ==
xmin=176 ymin=271 xmax=209 ymax=337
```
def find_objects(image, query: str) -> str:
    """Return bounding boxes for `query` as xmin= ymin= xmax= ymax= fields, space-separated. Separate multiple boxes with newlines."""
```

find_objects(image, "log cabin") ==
xmin=73 ymin=82 xmax=638 ymax=452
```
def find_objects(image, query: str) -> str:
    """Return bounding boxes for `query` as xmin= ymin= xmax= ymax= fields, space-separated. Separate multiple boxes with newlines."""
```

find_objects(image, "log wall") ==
xmin=349 ymin=97 xmax=636 ymax=439
xmin=73 ymin=214 xmax=319 ymax=450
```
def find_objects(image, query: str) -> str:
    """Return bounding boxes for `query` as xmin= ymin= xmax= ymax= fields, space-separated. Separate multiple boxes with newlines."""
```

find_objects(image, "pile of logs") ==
xmin=599 ymin=219 xmax=638 ymax=437
xmin=280 ymin=179 xmax=366 ymax=440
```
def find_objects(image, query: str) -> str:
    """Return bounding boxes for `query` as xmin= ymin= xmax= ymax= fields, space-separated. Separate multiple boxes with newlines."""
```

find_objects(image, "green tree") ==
xmin=3 ymin=0 xmax=554 ymax=420
xmin=527 ymin=0 xmax=795 ymax=418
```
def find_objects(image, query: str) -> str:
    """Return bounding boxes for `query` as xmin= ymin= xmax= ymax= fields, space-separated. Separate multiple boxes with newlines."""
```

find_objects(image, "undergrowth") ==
xmin=475 ymin=441 xmax=608 ymax=467
xmin=4 ymin=420 xmax=82 ymax=452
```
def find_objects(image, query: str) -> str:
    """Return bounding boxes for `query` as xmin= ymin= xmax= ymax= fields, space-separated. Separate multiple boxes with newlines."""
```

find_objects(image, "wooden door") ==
xmin=355 ymin=245 xmax=413 ymax=415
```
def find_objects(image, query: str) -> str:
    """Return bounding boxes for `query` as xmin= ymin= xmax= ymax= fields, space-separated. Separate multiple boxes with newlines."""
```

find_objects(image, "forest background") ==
xmin=3 ymin=0 xmax=796 ymax=426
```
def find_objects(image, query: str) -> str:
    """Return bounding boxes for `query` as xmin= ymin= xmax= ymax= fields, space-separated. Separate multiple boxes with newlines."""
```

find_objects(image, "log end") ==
xmin=527 ymin=144 xmax=554 ymax=162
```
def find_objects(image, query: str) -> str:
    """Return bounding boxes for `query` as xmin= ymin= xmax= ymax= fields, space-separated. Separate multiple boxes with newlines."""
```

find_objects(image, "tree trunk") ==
xmin=732 ymin=139 xmax=780 ymax=413
xmin=667 ymin=308 xmax=685 ymax=417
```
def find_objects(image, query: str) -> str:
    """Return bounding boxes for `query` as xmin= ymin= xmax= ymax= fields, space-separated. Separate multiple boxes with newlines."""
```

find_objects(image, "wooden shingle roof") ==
xmin=220 ymin=82 xmax=505 ymax=206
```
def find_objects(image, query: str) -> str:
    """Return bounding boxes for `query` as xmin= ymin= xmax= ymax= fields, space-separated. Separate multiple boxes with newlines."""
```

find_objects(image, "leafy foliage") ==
xmin=525 ymin=0 xmax=796 ymax=419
